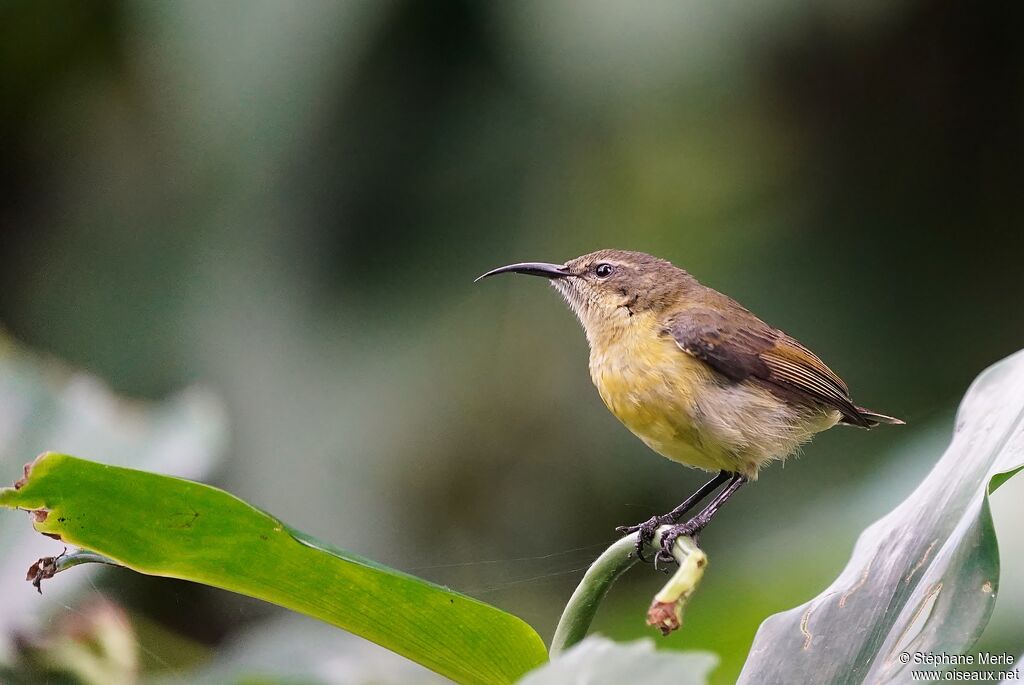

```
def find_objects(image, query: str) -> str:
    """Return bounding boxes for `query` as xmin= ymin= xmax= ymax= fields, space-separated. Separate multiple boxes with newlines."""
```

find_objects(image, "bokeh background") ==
xmin=1 ymin=1 xmax=1023 ymax=683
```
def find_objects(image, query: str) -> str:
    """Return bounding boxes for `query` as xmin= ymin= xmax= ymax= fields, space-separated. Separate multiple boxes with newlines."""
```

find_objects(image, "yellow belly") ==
xmin=589 ymin=329 xmax=837 ymax=478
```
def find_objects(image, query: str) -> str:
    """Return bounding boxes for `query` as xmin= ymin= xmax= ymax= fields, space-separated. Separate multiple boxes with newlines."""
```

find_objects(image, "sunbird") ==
xmin=478 ymin=249 xmax=902 ymax=563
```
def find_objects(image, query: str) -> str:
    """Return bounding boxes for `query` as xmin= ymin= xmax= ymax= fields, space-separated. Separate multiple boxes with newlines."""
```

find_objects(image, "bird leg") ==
xmin=616 ymin=470 xmax=732 ymax=562
xmin=657 ymin=474 xmax=748 ymax=564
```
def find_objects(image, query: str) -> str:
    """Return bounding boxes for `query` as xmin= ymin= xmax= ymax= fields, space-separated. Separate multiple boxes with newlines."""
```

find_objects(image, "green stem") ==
xmin=550 ymin=528 xmax=702 ymax=655
xmin=550 ymin=534 xmax=640 ymax=656
xmin=54 ymin=550 xmax=122 ymax=573
xmin=26 ymin=549 xmax=123 ymax=593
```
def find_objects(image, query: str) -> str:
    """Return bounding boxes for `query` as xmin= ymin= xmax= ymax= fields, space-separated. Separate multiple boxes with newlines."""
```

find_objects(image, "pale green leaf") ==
xmin=517 ymin=636 xmax=716 ymax=685
xmin=739 ymin=350 xmax=1024 ymax=684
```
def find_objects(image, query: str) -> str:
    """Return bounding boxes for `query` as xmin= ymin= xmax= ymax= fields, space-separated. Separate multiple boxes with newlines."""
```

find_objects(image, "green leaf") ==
xmin=738 ymin=350 xmax=1024 ymax=684
xmin=0 ymin=453 xmax=547 ymax=685
xmin=517 ymin=636 xmax=717 ymax=685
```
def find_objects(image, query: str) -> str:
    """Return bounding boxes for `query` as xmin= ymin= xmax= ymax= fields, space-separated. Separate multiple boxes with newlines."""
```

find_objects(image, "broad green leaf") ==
xmin=517 ymin=636 xmax=716 ymax=685
xmin=0 ymin=453 xmax=547 ymax=685
xmin=738 ymin=350 xmax=1024 ymax=684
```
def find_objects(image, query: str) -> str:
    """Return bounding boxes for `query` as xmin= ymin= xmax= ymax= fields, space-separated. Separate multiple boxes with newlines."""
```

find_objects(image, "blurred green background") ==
xmin=1 ymin=1 xmax=1022 ymax=683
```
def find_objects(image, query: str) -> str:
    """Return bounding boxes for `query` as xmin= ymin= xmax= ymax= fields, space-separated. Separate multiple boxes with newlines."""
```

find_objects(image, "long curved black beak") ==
xmin=475 ymin=262 xmax=570 ymax=283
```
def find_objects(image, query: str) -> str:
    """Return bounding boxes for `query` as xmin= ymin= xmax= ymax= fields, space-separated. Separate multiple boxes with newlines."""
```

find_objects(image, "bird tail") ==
xmin=845 ymin=406 xmax=905 ymax=428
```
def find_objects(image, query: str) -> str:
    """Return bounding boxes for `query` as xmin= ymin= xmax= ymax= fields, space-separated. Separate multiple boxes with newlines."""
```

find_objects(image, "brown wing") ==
xmin=667 ymin=306 xmax=870 ymax=427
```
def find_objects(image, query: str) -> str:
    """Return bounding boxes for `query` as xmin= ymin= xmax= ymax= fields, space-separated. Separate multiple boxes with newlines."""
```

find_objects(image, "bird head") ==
xmin=477 ymin=249 xmax=696 ymax=344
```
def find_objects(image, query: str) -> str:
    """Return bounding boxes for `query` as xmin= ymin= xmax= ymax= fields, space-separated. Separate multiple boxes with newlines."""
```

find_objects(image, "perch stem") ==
xmin=550 ymin=527 xmax=704 ymax=655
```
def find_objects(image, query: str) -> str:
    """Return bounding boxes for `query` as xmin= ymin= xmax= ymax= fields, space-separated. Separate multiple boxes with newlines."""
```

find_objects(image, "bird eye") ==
xmin=595 ymin=263 xmax=614 ymax=278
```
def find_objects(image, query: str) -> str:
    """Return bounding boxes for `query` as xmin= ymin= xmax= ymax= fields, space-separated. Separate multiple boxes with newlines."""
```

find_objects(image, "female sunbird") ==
xmin=478 ymin=249 xmax=901 ymax=563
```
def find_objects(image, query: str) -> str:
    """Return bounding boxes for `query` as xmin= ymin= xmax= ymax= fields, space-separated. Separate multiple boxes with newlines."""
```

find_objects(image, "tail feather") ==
xmin=842 ymin=406 xmax=905 ymax=428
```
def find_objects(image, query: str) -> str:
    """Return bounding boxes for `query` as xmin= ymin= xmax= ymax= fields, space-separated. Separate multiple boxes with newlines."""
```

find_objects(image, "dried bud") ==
xmin=647 ymin=599 xmax=683 ymax=636
xmin=26 ymin=554 xmax=61 ymax=594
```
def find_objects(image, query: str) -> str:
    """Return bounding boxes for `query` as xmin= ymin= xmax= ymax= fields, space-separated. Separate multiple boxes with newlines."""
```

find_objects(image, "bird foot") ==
xmin=615 ymin=514 xmax=676 ymax=563
xmin=656 ymin=517 xmax=707 ymax=566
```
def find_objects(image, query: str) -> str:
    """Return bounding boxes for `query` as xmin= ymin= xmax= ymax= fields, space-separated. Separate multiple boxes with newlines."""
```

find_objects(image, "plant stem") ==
xmin=550 ymin=528 xmax=706 ymax=655
xmin=26 ymin=549 xmax=123 ymax=593
xmin=550 ymin=534 xmax=640 ymax=656
xmin=54 ymin=550 xmax=122 ymax=573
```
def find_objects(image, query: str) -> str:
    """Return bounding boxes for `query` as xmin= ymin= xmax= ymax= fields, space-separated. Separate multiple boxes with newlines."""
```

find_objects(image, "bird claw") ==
xmin=658 ymin=517 xmax=705 ymax=561
xmin=616 ymin=514 xmax=674 ymax=563
xmin=654 ymin=547 xmax=676 ymax=571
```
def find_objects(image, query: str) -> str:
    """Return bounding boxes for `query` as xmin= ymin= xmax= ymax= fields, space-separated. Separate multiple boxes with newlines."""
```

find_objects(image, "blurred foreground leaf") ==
xmin=149 ymin=614 xmax=449 ymax=685
xmin=0 ymin=453 xmax=547 ymax=685
xmin=739 ymin=350 xmax=1024 ymax=684
xmin=518 ymin=636 xmax=716 ymax=685
xmin=13 ymin=597 xmax=138 ymax=685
